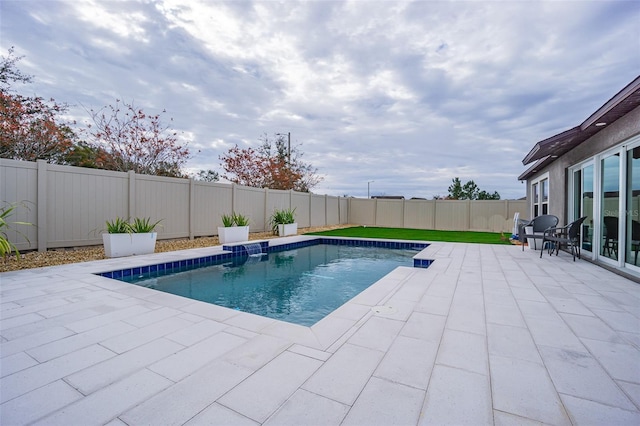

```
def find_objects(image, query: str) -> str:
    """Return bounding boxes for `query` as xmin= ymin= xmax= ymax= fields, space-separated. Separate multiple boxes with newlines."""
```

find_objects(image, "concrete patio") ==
xmin=1 ymin=240 xmax=639 ymax=425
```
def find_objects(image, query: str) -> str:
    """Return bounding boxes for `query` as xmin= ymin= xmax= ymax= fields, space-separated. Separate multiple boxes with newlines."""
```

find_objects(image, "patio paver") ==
xmin=1 ymin=240 xmax=639 ymax=425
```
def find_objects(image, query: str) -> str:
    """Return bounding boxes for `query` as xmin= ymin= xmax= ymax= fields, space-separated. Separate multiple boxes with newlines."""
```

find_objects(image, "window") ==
xmin=530 ymin=173 xmax=549 ymax=218
xmin=542 ymin=179 xmax=549 ymax=214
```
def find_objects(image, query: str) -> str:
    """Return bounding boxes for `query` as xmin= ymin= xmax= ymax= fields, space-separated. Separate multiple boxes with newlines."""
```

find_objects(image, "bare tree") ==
xmin=220 ymin=133 xmax=322 ymax=192
xmin=0 ymin=47 xmax=77 ymax=163
xmin=84 ymin=99 xmax=190 ymax=177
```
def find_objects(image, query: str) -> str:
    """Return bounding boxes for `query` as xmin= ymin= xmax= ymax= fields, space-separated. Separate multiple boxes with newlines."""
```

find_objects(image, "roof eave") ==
xmin=520 ymin=75 xmax=640 ymax=169
xmin=518 ymin=156 xmax=553 ymax=181
xmin=521 ymin=126 xmax=580 ymax=165
xmin=581 ymin=75 xmax=640 ymax=130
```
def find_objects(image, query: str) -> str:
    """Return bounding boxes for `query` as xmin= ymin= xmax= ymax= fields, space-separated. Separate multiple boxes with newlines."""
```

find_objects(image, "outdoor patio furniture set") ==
xmin=518 ymin=214 xmax=588 ymax=261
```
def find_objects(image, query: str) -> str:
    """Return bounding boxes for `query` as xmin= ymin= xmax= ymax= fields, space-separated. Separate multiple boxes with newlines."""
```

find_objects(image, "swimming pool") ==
xmin=99 ymin=238 xmax=432 ymax=326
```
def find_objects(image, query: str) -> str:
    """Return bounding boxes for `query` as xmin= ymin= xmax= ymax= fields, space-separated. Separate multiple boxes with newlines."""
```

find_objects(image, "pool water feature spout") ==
xmin=243 ymin=242 xmax=265 ymax=257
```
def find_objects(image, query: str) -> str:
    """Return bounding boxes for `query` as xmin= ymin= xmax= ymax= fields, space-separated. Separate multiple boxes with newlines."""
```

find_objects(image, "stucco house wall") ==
xmin=524 ymin=104 xmax=640 ymax=226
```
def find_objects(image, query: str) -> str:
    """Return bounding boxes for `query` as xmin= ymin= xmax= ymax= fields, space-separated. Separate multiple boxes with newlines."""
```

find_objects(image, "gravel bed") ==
xmin=0 ymin=225 xmax=352 ymax=273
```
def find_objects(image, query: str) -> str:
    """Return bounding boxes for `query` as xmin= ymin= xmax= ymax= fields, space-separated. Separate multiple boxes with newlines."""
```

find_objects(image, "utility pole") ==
xmin=276 ymin=132 xmax=291 ymax=162
xmin=286 ymin=132 xmax=290 ymax=162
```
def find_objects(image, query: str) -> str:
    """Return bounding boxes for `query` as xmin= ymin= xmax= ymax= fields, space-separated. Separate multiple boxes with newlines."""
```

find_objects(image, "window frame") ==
xmin=530 ymin=172 xmax=550 ymax=218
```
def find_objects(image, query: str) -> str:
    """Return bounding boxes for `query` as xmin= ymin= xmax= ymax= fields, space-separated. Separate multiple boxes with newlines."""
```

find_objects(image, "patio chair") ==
xmin=540 ymin=216 xmax=587 ymax=261
xmin=518 ymin=214 xmax=559 ymax=251
xmin=602 ymin=216 xmax=618 ymax=258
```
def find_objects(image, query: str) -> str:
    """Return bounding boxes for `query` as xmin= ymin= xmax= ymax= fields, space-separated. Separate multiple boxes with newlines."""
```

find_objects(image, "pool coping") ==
xmin=95 ymin=236 xmax=433 ymax=281
xmin=87 ymin=236 xmax=435 ymax=350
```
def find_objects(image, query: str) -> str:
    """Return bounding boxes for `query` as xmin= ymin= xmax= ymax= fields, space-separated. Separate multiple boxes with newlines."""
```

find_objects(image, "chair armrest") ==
xmin=543 ymin=224 xmax=569 ymax=237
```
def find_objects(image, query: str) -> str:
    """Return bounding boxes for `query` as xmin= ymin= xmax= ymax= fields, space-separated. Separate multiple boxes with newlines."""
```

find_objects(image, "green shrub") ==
xmin=221 ymin=213 xmax=235 ymax=227
xmin=0 ymin=202 xmax=33 ymax=261
xmin=221 ymin=212 xmax=249 ymax=227
xmin=105 ymin=217 xmax=162 ymax=233
xmin=105 ymin=217 xmax=132 ymax=234
xmin=130 ymin=217 xmax=162 ymax=233
xmin=269 ymin=208 xmax=296 ymax=234
xmin=232 ymin=212 xmax=250 ymax=226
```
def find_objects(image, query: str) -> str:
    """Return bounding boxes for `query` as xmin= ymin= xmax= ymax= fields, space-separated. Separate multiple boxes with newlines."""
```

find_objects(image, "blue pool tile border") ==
xmin=97 ymin=238 xmax=432 ymax=279
xmin=413 ymin=258 xmax=434 ymax=268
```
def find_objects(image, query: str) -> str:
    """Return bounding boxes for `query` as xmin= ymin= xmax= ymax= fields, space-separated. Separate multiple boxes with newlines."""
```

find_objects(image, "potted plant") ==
xmin=218 ymin=212 xmax=250 ymax=244
xmin=269 ymin=208 xmax=297 ymax=236
xmin=102 ymin=217 xmax=161 ymax=258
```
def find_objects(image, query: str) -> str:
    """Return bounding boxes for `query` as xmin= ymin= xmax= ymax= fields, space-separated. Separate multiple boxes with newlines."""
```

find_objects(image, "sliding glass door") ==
xmin=572 ymin=164 xmax=594 ymax=253
xmin=626 ymin=147 xmax=640 ymax=268
xmin=569 ymin=135 xmax=640 ymax=271
xmin=600 ymin=153 xmax=620 ymax=262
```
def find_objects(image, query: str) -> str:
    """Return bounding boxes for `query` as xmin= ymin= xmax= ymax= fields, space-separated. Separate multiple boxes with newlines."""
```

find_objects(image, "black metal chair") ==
xmin=602 ymin=216 xmax=618 ymax=258
xmin=540 ymin=216 xmax=588 ymax=261
xmin=518 ymin=215 xmax=559 ymax=251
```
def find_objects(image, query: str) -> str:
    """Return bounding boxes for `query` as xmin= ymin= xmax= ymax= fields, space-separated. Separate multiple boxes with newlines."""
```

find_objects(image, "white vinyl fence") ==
xmin=349 ymin=198 xmax=526 ymax=233
xmin=1 ymin=159 xmax=525 ymax=252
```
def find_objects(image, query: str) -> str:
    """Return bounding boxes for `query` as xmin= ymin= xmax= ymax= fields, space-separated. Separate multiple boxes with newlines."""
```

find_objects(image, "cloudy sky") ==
xmin=2 ymin=1 xmax=639 ymax=199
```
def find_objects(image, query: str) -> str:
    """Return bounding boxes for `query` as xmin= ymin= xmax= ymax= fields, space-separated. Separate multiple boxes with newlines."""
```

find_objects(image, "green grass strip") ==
xmin=305 ymin=226 xmax=512 ymax=245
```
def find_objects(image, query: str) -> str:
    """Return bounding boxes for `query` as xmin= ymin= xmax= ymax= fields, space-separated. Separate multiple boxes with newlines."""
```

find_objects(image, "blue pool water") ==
xmin=121 ymin=244 xmax=418 ymax=326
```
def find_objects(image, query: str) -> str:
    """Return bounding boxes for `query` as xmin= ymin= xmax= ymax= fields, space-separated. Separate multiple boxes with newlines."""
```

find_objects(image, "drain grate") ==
xmin=371 ymin=305 xmax=398 ymax=315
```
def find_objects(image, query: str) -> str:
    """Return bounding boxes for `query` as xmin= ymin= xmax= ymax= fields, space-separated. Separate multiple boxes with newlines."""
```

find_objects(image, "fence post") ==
xmin=308 ymin=191 xmax=312 ymax=227
xmin=325 ymin=194 xmax=328 ymax=226
xmin=433 ymin=199 xmax=437 ymax=230
xmin=264 ymin=188 xmax=269 ymax=232
xmin=467 ymin=199 xmax=471 ymax=231
xmin=347 ymin=198 xmax=351 ymax=224
xmin=374 ymin=198 xmax=378 ymax=226
xmin=232 ymin=183 xmax=236 ymax=213
xmin=128 ymin=171 xmax=136 ymax=219
xmin=36 ymin=160 xmax=48 ymax=252
xmin=505 ymin=200 xmax=511 ymax=234
xmin=189 ymin=178 xmax=195 ymax=240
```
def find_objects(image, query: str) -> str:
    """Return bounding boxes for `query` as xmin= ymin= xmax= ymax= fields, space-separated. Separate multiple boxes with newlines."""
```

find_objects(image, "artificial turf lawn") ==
xmin=305 ymin=226 xmax=512 ymax=245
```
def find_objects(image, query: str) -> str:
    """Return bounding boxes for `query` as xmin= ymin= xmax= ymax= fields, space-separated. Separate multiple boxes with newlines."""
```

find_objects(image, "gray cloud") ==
xmin=2 ymin=0 xmax=638 ymax=199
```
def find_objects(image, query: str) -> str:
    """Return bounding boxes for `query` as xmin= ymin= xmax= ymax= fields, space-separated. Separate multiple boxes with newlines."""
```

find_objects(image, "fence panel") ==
xmin=135 ymin=174 xmax=190 ymax=239
xmin=310 ymin=194 xmax=326 ymax=227
xmin=349 ymin=198 xmax=376 ymax=225
xmin=404 ymin=200 xmax=435 ymax=229
xmin=291 ymin=192 xmax=311 ymax=228
xmin=192 ymin=182 xmax=232 ymax=236
xmin=266 ymin=189 xmax=292 ymax=231
xmin=47 ymin=164 xmax=129 ymax=247
xmin=235 ymin=185 xmax=267 ymax=232
xmin=376 ymin=199 xmax=404 ymax=228
xmin=434 ymin=200 xmax=470 ymax=230
xmin=326 ymin=196 xmax=339 ymax=225
xmin=470 ymin=200 xmax=506 ymax=233
xmin=0 ymin=159 xmax=38 ymax=250
xmin=339 ymin=198 xmax=349 ymax=224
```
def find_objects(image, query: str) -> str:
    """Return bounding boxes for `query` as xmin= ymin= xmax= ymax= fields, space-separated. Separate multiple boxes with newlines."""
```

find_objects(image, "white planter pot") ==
xmin=103 ymin=232 xmax=157 ymax=258
xmin=524 ymin=226 xmax=543 ymax=250
xmin=278 ymin=223 xmax=298 ymax=236
xmin=218 ymin=226 xmax=249 ymax=244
